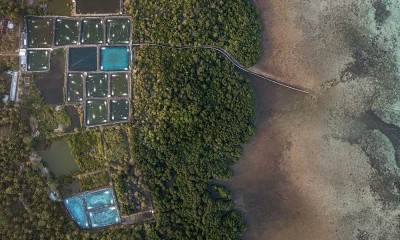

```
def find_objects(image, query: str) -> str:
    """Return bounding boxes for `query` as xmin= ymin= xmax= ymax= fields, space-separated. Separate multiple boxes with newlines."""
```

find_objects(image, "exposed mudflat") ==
xmin=228 ymin=0 xmax=400 ymax=239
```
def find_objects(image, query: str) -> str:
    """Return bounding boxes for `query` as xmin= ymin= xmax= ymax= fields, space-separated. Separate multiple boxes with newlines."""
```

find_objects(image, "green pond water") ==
xmin=40 ymin=141 xmax=78 ymax=176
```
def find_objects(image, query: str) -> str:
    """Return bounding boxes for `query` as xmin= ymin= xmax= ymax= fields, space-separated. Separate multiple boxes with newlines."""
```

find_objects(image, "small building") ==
xmin=7 ymin=21 xmax=13 ymax=30
xmin=23 ymin=77 xmax=30 ymax=87
xmin=49 ymin=192 xmax=57 ymax=201
xmin=9 ymin=71 xmax=18 ymax=102
xmin=2 ymin=95 xmax=9 ymax=103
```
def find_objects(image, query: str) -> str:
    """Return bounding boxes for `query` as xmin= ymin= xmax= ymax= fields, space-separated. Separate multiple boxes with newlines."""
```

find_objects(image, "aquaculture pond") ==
xmin=81 ymin=19 xmax=104 ymax=44
xmin=26 ymin=17 xmax=54 ymax=48
xmin=110 ymin=99 xmax=129 ymax=122
xmin=86 ymin=100 xmax=108 ymax=125
xmin=35 ymin=49 xmax=65 ymax=104
xmin=68 ymin=47 xmax=97 ymax=71
xmin=48 ymin=0 xmax=72 ymax=16
xmin=27 ymin=50 xmax=50 ymax=71
xmin=89 ymin=206 xmax=121 ymax=228
xmin=111 ymin=73 xmax=129 ymax=97
xmin=76 ymin=0 xmax=121 ymax=14
xmin=100 ymin=46 xmax=129 ymax=71
xmin=64 ymin=187 xmax=121 ymax=229
xmin=106 ymin=18 xmax=131 ymax=44
xmin=83 ymin=189 xmax=115 ymax=209
xmin=67 ymin=73 xmax=84 ymax=102
xmin=40 ymin=141 xmax=78 ymax=177
xmin=64 ymin=196 xmax=90 ymax=229
xmin=55 ymin=19 xmax=80 ymax=46
xmin=86 ymin=73 xmax=108 ymax=98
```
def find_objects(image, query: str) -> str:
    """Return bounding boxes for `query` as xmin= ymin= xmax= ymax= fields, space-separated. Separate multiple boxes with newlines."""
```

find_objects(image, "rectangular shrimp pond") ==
xmin=24 ymin=16 xmax=132 ymax=126
xmin=81 ymin=19 xmax=104 ymax=44
xmin=27 ymin=50 xmax=50 ymax=71
xmin=106 ymin=18 xmax=131 ymax=44
xmin=68 ymin=47 xmax=98 ymax=71
xmin=100 ymin=46 xmax=130 ymax=71
xmin=64 ymin=187 xmax=121 ymax=229
xmin=66 ymin=73 xmax=84 ymax=102
xmin=76 ymin=0 xmax=121 ymax=15
xmin=26 ymin=17 xmax=54 ymax=48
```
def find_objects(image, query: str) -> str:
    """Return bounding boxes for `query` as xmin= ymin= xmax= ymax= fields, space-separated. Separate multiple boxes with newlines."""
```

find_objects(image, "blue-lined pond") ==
xmin=64 ymin=187 xmax=121 ymax=229
xmin=100 ymin=46 xmax=129 ymax=71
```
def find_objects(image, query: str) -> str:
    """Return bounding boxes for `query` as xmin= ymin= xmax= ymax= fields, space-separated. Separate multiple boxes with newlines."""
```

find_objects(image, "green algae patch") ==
xmin=358 ymin=129 xmax=397 ymax=173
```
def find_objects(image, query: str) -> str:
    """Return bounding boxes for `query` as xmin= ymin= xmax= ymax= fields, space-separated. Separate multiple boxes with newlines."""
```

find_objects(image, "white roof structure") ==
xmin=7 ymin=21 xmax=13 ymax=29
xmin=9 ymin=71 xmax=18 ymax=102
xmin=2 ymin=95 xmax=9 ymax=103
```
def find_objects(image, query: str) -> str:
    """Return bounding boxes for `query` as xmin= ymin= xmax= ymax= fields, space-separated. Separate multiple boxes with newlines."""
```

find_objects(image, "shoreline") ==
xmin=228 ymin=0 xmax=400 ymax=239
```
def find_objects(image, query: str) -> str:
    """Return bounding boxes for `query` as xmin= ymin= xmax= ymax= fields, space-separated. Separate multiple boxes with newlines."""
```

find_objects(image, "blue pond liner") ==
xmin=64 ymin=187 xmax=121 ymax=229
xmin=89 ymin=206 xmax=121 ymax=228
xmin=83 ymin=189 xmax=115 ymax=210
xmin=64 ymin=196 xmax=90 ymax=229
xmin=100 ymin=46 xmax=129 ymax=71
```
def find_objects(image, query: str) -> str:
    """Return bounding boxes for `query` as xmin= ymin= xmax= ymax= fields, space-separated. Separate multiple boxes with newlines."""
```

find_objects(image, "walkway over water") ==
xmin=131 ymin=43 xmax=310 ymax=94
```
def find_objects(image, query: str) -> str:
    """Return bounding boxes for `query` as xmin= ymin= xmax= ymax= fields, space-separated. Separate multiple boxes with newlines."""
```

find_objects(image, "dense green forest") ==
xmin=0 ymin=0 xmax=261 ymax=238
xmin=125 ymin=1 xmax=261 ymax=238
xmin=125 ymin=0 xmax=261 ymax=67
xmin=0 ymin=87 xmax=154 ymax=239
xmin=131 ymin=47 xmax=255 ymax=239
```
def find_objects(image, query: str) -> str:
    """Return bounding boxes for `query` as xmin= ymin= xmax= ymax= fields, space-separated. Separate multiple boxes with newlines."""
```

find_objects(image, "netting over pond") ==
xmin=106 ymin=18 xmax=130 ymax=44
xmin=64 ymin=187 xmax=121 ymax=229
xmin=55 ymin=19 xmax=80 ymax=46
xmin=26 ymin=17 xmax=54 ymax=48
xmin=81 ymin=19 xmax=104 ymax=44
xmin=27 ymin=50 xmax=50 ymax=71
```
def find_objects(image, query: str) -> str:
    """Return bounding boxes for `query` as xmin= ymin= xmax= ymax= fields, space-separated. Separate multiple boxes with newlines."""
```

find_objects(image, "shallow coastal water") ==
xmin=229 ymin=0 xmax=400 ymax=239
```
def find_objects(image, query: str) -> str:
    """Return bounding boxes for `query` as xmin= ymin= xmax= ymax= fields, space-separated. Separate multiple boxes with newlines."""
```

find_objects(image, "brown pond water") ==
xmin=40 ymin=140 xmax=78 ymax=177
xmin=35 ymin=49 xmax=65 ymax=105
xmin=76 ymin=0 xmax=120 ymax=14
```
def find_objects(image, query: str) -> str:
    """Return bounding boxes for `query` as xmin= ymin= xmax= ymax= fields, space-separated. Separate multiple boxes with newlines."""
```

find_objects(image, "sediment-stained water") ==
xmin=229 ymin=0 xmax=400 ymax=239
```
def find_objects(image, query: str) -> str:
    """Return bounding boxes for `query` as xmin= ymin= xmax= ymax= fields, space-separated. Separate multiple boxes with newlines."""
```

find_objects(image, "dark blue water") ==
xmin=69 ymin=47 xmax=97 ymax=71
